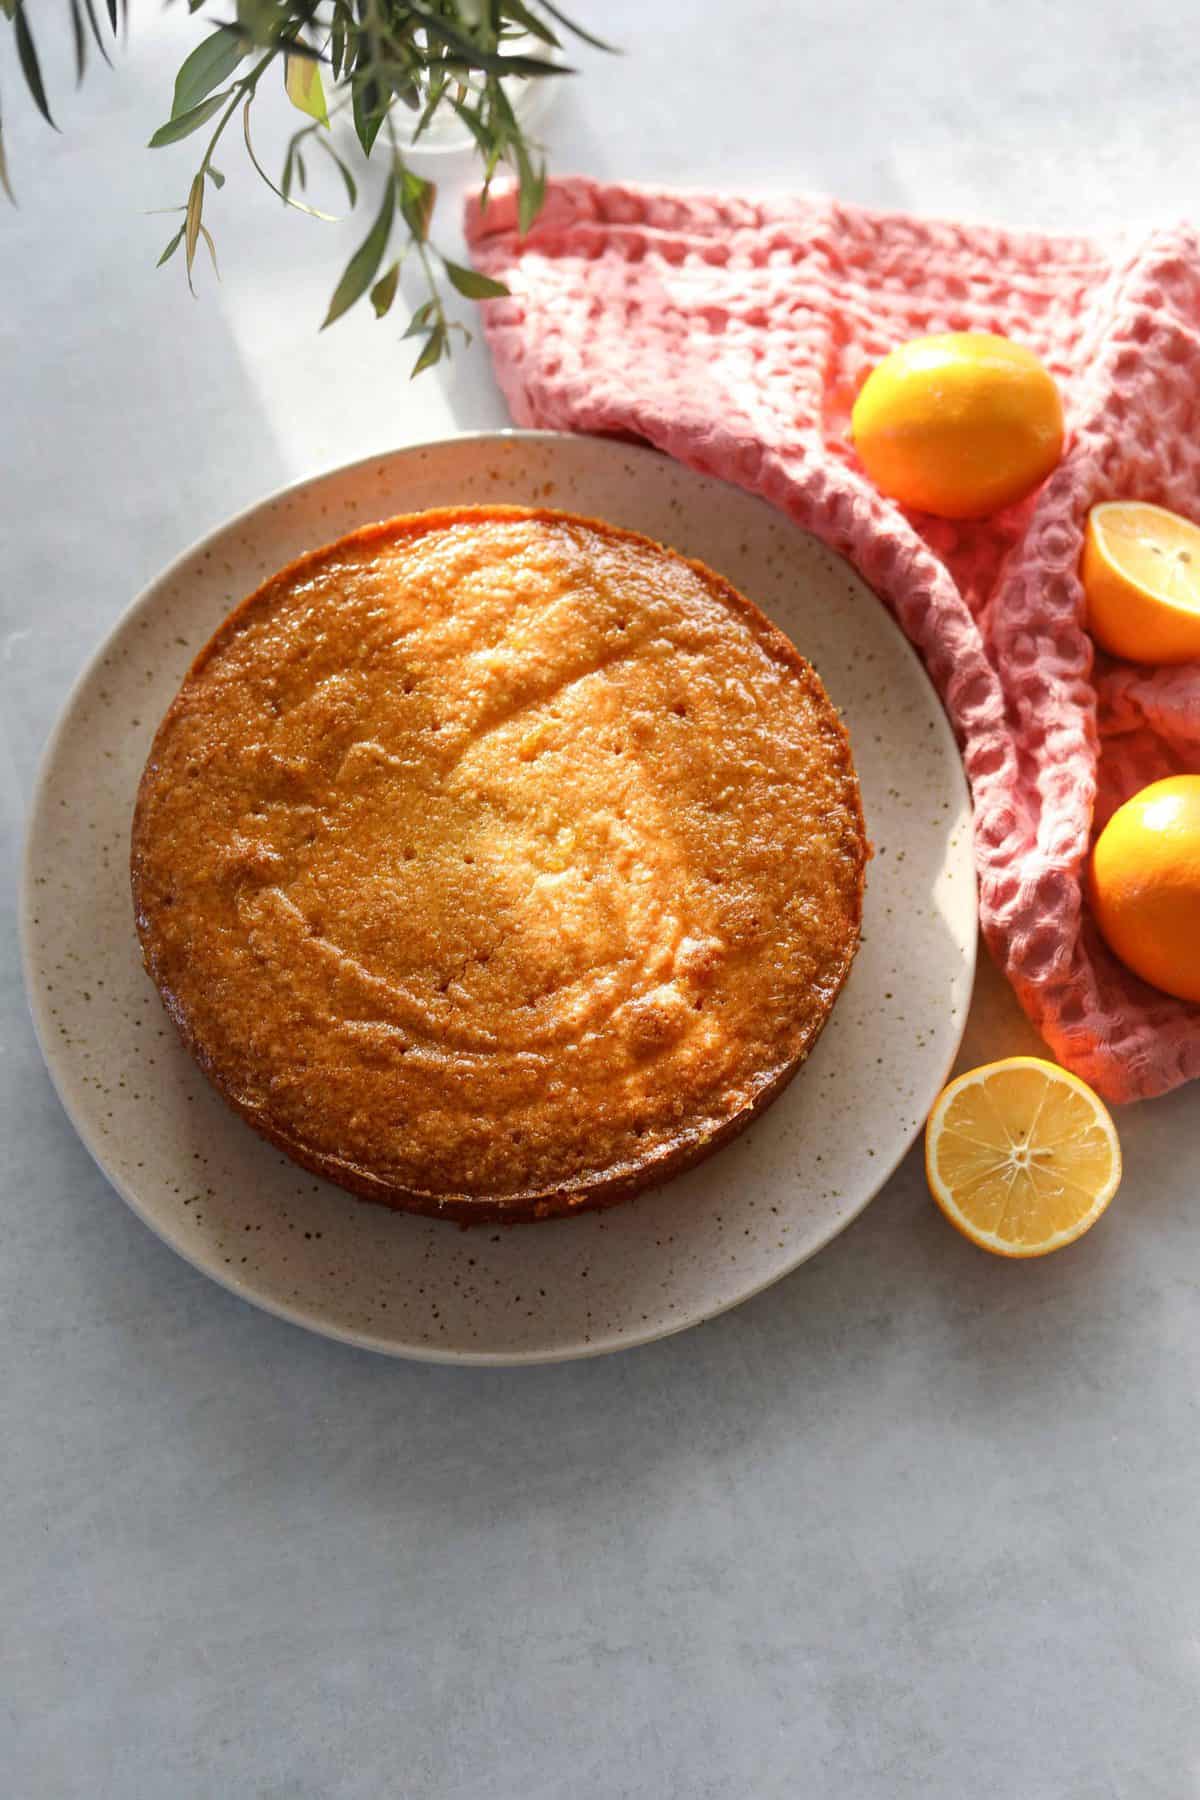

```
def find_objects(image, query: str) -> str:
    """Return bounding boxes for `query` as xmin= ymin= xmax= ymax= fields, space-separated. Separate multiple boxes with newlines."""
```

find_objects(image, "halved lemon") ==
xmin=925 ymin=1056 xmax=1121 ymax=1257
xmin=1082 ymin=501 xmax=1200 ymax=664
xmin=1090 ymin=774 xmax=1200 ymax=1004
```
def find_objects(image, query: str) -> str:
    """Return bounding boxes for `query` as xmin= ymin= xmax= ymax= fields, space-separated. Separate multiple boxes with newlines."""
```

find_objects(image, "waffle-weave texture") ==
xmin=464 ymin=179 xmax=1200 ymax=1101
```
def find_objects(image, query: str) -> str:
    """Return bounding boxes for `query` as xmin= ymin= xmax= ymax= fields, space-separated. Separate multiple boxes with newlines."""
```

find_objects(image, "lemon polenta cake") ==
xmin=131 ymin=507 xmax=867 ymax=1222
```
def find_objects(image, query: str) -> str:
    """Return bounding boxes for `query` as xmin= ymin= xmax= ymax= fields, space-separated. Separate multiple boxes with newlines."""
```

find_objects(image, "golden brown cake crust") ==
xmin=132 ymin=506 xmax=867 ymax=1223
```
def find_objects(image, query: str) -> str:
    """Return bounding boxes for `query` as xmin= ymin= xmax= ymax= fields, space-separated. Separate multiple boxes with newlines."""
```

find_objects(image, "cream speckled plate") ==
xmin=21 ymin=433 xmax=975 ymax=1363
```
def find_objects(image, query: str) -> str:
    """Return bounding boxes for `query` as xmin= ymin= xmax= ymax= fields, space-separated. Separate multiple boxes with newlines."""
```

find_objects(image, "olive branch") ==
xmin=1 ymin=0 xmax=612 ymax=372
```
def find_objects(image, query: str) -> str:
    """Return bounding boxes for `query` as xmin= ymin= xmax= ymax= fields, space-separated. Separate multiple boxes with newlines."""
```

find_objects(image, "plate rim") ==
xmin=19 ymin=429 xmax=976 ymax=1365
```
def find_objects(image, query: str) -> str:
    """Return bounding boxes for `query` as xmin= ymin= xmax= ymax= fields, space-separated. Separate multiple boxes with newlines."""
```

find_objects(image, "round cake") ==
xmin=132 ymin=506 xmax=867 ymax=1222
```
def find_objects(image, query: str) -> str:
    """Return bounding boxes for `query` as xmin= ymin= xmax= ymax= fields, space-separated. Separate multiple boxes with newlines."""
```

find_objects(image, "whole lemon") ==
xmin=851 ymin=332 xmax=1064 ymax=520
xmin=1089 ymin=775 xmax=1200 ymax=1004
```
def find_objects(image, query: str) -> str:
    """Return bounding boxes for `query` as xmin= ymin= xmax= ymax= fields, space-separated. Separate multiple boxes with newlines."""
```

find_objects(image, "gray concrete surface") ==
xmin=4 ymin=2 xmax=1199 ymax=1793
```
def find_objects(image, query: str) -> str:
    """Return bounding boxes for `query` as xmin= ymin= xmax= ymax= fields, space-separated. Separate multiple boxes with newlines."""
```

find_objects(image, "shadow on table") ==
xmin=37 ymin=945 xmax=1187 ymax=1560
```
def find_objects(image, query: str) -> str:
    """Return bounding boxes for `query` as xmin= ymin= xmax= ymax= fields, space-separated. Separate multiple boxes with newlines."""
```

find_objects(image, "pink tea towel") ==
xmin=464 ymin=178 xmax=1200 ymax=1104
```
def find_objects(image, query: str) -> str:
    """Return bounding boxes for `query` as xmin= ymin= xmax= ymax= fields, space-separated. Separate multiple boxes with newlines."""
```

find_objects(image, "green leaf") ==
xmin=171 ymin=29 xmax=245 ymax=120
xmin=398 ymin=168 xmax=435 ymax=243
xmin=316 ymin=136 xmax=357 ymax=208
xmin=498 ymin=0 xmax=559 ymax=47
xmin=199 ymin=223 xmax=220 ymax=279
xmin=322 ymin=172 xmax=395 ymax=328
xmin=205 ymin=163 xmax=225 ymax=188
xmin=392 ymin=71 xmax=421 ymax=114
xmin=149 ymin=91 xmax=229 ymax=148
xmin=0 ymin=126 xmax=15 ymax=206
xmin=350 ymin=0 xmax=389 ymax=152
xmin=277 ymin=35 xmax=323 ymax=61
xmin=490 ymin=78 xmax=519 ymax=133
xmin=444 ymin=47 xmax=571 ymax=77
xmin=411 ymin=69 xmax=449 ymax=142
xmin=404 ymin=3 xmax=572 ymax=76
xmin=513 ymin=136 xmax=545 ymax=236
xmin=281 ymin=135 xmax=297 ymax=201
xmin=234 ymin=0 xmax=283 ymax=36
xmin=442 ymin=258 xmax=508 ymax=300
xmin=401 ymin=298 xmax=436 ymax=338
xmin=157 ymin=225 xmax=185 ymax=266
xmin=448 ymin=98 xmax=492 ymax=158
xmin=79 ymin=0 xmax=113 ymax=66
xmin=14 ymin=2 xmax=57 ymax=130
xmin=352 ymin=72 xmax=386 ymax=158
xmin=537 ymin=1 xmax=619 ymax=52
xmin=243 ymin=101 xmax=337 ymax=220
xmin=370 ymin=261 xmax=400 ymax=318
xmin=185 ymin=170 xmax=204 ymax=287
xmin=411 ymin=323 xmax=447 ymax=377
xmin=69 ymin=0 xmax=87 ymax=85
xmin=104 ymin=0 xmax=116 ymax=32
xmin=330 ymin=11 xmax=346 ymax=79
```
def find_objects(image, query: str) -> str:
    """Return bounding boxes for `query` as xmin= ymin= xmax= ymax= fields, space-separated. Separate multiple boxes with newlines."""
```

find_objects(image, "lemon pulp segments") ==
xmin=1083 ymin=502 xmax=1200 ymax=664
xmin=926 ymin=1058 xmax=1120 ymax=1256
xmin=1091 ymin=503 xmax=1200 ymax=610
